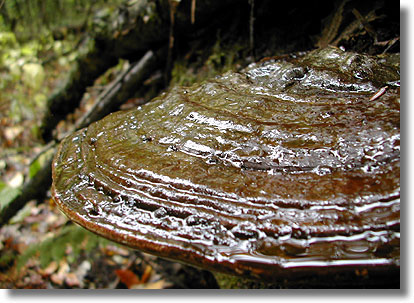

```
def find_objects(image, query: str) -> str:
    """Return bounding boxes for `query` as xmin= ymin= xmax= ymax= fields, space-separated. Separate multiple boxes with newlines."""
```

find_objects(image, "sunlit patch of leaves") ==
xmin=16 ymin=224 xmax=114 ymax=270
xmin=0 ymin=181 xmax=21 ymax=213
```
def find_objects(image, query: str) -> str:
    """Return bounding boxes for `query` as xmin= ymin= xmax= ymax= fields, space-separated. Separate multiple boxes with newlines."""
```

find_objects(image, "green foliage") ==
xmin=0 ymin=31 xmax=17 ymax=47
xmin=9 ymin=201 xmax=33 ymax=224
xmin=0 ymin=32 xmax=70 ymax=128
xmin=0 ymin=181 xmax=21 ymax=213
xmin=28 ymin=159 xmax=41 ymax=180
xmin=16 ymin=224 xmax=116 ymax=269
xmin=1 ymin=0 xmax=126 ymax=41
xmin=28 ymin=145 xmax=55 ymax=179
xmin=170 ymin=59 xmax=198 ymax=87
xmin=213 ymin=272 xmax=277 ymax=289
xmin=0 ymin=250 xmax=15 ymax=267
xmin=0 ymin=31 xmax=50 ymax=125
xmin=170 ymin=36 xmax=248 ymax=87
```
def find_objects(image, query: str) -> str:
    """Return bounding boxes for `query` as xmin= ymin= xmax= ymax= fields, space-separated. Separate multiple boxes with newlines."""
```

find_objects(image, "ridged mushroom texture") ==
xmin=52 ymin=47 xmax=400 ymax=284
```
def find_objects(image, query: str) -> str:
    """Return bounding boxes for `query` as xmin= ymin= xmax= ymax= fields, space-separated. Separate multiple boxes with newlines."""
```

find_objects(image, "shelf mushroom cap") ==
xmin=52 ymin=47 xmax=400 ymax=282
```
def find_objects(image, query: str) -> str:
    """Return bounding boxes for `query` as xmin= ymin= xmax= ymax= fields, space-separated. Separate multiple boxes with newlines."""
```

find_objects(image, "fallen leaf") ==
xmin=8 ymin=172 xmax=24 ymax=188
xmin=50 ymin=272 xmax=64 ymax=285
xmin=15 ymin=242 xmax=28 ymax=254
xmin=115 ymin=268 xmax=140 ymax=289
xmin=101 ymin=244 xmax=130 ymax=257
xmin=133 ymin=279 xmax=172 ymax=289
xmin=3 ymin=126 xmax=24 ymax=142
xmin=23 ymin=270 xmax=45 ymax=288
xmin=51 ymin=259 xmax=70 ymax=285
xmin=140 ymin=265 xmax=152 ymax=284
xmin=112 ymin=255 xmax=127 ymax=265
xmin=65 ymin=272 xmax=80 ymax=287
xmin=39 ymin=261 xmax=58 ymax=276
xmin=75 ymin=260 xmax=91 ymax=279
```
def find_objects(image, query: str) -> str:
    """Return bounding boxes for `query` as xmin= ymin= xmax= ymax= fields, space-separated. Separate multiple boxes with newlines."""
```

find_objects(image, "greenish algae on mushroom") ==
xmin=52 ymin=47 xmax=400 ymax=285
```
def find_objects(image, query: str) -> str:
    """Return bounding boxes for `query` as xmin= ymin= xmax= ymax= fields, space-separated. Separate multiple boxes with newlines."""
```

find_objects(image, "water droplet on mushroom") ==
xmin=154 ymin=207 xmax=168 ymax=218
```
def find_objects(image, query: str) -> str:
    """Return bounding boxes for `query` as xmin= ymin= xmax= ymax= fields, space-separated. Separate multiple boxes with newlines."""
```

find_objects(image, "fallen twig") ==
xmin=370 ymin=86 xmax=388 ymax=101
xmin=72 ymin=49 xmax=162 ymax=133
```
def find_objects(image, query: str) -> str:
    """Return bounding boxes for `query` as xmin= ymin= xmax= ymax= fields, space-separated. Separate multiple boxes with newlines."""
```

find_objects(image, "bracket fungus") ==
xmin=52 ymin=47 xmax=400 ymax=285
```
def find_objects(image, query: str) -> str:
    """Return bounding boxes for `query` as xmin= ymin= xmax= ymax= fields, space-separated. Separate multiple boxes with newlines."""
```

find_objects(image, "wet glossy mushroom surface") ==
xmin=52 ymin=47 xmax=400 ymax=282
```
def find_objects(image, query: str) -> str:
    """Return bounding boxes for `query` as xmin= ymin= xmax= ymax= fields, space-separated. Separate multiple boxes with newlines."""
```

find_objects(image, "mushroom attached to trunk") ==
xmin=52 ymin=47 xmax=400 ymax=284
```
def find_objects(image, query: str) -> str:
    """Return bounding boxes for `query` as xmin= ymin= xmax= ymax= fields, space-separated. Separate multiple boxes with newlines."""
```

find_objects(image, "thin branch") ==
xmin=191 ymin=0 xmax=196 ymax=24
xmin=72 ymin=49 xmax=161 ymax=132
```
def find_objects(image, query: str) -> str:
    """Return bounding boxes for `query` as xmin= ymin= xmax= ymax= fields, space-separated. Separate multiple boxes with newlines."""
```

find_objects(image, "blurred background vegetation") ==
xmin=0 ymin=0 xmax=123 ymax=145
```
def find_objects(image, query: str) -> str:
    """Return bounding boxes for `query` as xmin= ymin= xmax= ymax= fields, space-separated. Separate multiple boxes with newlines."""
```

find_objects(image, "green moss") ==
xmin=213 ymin=272 xmax=281 ymax=289
xmin=170 ymin=37 xmax=249 ymax=87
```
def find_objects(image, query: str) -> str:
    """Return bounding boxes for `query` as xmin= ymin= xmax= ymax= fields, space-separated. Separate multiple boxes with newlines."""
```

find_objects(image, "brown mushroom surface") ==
xmin=52 ymin=47 xmax=400 ymax=284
